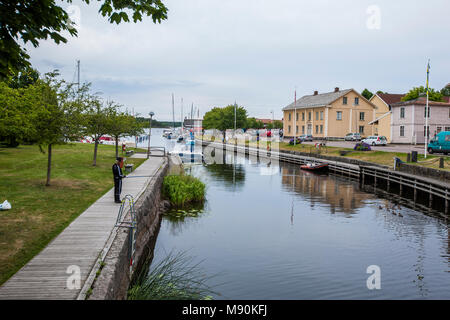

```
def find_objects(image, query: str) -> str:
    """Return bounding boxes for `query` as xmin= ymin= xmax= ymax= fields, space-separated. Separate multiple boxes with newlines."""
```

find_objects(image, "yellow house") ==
xmin=368 ymin=93 xmax=404 ymax=143
xmin=282 ymin=88 xmax=376 ymax=139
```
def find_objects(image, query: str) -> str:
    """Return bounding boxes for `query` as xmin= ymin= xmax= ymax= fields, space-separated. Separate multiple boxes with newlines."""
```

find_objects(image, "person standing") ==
xmin=112 ymin=157 xmax=126 ymax=203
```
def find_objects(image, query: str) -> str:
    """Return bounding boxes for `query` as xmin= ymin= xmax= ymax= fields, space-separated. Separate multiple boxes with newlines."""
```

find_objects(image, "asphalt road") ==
xmin=289 ymin=139 xmax=427 ymax=154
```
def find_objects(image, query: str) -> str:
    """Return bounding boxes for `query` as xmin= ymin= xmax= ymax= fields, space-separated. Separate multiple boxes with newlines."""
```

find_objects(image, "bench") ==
xmin=126 ymin=150 xmax=134 ymax=156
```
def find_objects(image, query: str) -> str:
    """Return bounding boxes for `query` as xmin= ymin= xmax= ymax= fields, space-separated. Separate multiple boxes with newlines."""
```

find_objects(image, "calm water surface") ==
xmin=148 ymin=129 xmax=450 ymax=299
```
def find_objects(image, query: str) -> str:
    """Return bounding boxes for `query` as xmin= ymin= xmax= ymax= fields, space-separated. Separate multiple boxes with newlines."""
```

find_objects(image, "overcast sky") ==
xmin=26 ymin=0 xmax=450 ymax=121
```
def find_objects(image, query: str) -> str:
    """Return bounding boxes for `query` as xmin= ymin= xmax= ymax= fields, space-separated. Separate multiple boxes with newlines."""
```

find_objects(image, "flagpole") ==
xmin=294 ymin=89 xmax=297 ymax=146
xmin=424 ymin=59 xmax=430 ymax=159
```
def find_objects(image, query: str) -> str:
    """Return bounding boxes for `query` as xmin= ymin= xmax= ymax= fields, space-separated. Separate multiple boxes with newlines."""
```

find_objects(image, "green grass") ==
xmin=162 ymin=174 xmax=205 ymax=207
xmin=128 ymin=251 xmax=215 ymax=300
xmin=0 ymin=143 xmax=146 ymax=285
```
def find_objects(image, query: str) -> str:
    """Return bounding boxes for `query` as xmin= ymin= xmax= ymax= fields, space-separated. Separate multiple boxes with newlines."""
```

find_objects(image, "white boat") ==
xmin=162 ymin=129 xmax=173 ymax=138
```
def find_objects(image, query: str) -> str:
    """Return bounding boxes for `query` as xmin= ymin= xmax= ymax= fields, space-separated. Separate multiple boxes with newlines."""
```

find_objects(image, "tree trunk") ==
xmin=46 ymin=144 xmax=52 ymax=186
xmin=93 ymin=139 xmax=99 ymax=166
xmin=115 ymin=136 xmax=119 ymax=159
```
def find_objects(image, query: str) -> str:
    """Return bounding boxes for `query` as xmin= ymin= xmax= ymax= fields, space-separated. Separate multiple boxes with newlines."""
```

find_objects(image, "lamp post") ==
xmin=147 ymin=111 xmax=154 ymax=159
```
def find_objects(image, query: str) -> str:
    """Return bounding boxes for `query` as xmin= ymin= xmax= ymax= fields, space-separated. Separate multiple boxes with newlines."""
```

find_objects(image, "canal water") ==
xmin=147 ymin=129 xmax=450 ymax=299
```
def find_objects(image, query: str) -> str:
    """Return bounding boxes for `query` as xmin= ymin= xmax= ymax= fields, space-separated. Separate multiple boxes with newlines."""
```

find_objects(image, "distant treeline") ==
xmin=136 ymin=117 xmax=182 ymax=128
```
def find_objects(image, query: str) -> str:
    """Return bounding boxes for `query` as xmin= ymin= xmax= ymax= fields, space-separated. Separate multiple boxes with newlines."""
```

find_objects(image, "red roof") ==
xmin=391 ymin=96 xmax=450 ymax=107
xmin=377 ymin=93 xmax=405 ymax=105
xmin=256 ymin=118 xmax=281 ymax=124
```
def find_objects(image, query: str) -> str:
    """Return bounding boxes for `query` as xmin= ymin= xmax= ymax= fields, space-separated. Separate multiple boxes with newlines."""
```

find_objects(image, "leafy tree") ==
xmin=246 ymin=117 xmax=264 ymax=129
xmin=376 ymin=90 xmax=388 ymax=95
xmin=401 ymin=86 xmax=444 ymax=102
xmin=32 ymin=72 xmax=89 ymax=186
xmin=441 ymin=85 xmax=450 ymax=97
xmin=84 ymin=98 xmax=117 ymax=166
xmin=203 ymin=105 xmax=248 ymax=141
xmin=7 ymin=66 xmax=40 ymax=89
xmin=0 ymin=82 xmax=37 ymax=147
xmin=108 ymin=109 xmax=144 ymax=158
xmin=361 ymin=88 xmax=374 ymax=100
xmin=0 ymin=0 xmax=168 ymax=79
xmin=272 ymin=120 xmax=283 ymax=129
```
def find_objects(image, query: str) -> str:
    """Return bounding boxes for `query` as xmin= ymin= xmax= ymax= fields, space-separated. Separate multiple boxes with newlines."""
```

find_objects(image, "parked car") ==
xmin=299 ymin=134 xmax=313 ymax=142
xmin=344 ymin=133 xmax=361 ymax=141
xmin=362 ymin=136 xmax=387 ymax=146
xmin=427 ymin=131 xmax=450 ymax=154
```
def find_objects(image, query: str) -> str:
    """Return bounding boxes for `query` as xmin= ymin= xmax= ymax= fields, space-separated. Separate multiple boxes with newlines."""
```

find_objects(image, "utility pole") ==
xmin=424 ymin=59 xmax=430 ymax=159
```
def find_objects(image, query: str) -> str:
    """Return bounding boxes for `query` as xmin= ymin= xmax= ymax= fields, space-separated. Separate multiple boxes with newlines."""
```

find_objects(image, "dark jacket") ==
xmin=112 ymin=163 xmax=124 ymax=180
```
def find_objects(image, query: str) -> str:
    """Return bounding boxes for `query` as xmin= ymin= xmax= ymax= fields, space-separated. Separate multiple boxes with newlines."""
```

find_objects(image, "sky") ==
xmin=25 ymin=0 xmax=450 ymax=121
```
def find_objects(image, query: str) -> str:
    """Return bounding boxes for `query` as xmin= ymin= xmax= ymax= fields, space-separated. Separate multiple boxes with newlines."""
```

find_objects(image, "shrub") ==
xmin=353 ymin=142 xmax=371 ymax=151
xmin=162 ymin=174 xmax=205 ymax=207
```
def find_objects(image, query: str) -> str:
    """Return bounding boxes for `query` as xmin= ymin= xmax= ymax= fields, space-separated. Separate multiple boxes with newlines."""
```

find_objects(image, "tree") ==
xmin=272 ymin=120 xmax=283 ymax=129
xmin=7 ymin=66 xmax=40 ymax=89
xmin=246 ymin=117 xmax=264 ymax=129
xmin=441 ymin=84 xmax=450 ymax=97
xmin=203 ymin=105 xmax=248 ymax=141
xmin=32 ymin=73 xmax=89 ymax=186
xmin=361 ymin=88 xmax=373 ymax=100
xmin=401 ymin=86 xmax=444 ymax=102
xmin=84 ymin=98 xmax=117 ymax=166
xmin=108 ymin=109 xmax=144 ymax=158
xmin=0 ymin=82 xmax=38 ymax=147
xmin=0 ymin=0 xmax=168 ymax=79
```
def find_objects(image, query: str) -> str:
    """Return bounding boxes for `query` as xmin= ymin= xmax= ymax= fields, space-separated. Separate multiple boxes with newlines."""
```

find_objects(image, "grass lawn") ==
xmin=0 ymin=143 xmax=146 ymax=285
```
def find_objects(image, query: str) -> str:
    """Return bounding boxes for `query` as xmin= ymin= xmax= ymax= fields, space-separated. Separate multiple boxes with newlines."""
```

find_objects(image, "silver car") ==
xmin=362 ymin=136 xmax=387 ymax=146
xmin=344 ymin=133 xmax=361 ymax=141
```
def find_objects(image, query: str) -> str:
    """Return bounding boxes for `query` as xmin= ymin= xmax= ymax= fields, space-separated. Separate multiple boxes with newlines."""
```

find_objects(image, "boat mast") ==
xmin=172 ymin=93 xmax=175 ymax=129
xmin=181 ymin=98 xmax=184 ymax=131
xmin=77 ymin=60 xmax=80 ymax=91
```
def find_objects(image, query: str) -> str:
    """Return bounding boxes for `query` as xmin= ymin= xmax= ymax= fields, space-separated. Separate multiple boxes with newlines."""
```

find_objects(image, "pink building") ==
xmin=390 ymin=97 xmax=450 ymax=144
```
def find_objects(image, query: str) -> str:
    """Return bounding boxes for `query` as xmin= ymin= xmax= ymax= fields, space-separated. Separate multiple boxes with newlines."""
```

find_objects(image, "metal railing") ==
xmin=115 ymin=194 xmax=137 ymax=275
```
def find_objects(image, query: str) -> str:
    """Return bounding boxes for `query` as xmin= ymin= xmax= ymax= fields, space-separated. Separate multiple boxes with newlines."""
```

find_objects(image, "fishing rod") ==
xmin=124 ymin=175 xmax=157 ymax=179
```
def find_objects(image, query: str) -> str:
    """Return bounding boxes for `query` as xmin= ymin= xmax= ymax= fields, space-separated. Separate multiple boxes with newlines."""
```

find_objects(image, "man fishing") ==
xmin=112 ymin=157 xmax=126 ymax=203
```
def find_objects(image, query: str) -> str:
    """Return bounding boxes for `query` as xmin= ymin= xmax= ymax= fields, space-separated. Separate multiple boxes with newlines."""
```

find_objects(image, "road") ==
xmin=286 ymin=139 xmax=427 ymax=154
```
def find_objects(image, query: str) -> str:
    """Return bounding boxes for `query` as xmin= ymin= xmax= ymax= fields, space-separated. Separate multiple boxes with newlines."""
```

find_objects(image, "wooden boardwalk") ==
xmin=0 ymin=156 xmax=165 ymax=300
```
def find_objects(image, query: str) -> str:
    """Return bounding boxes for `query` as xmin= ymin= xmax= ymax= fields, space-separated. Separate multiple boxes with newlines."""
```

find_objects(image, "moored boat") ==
xmin=300 ymin=162 xmax=328 ymax=172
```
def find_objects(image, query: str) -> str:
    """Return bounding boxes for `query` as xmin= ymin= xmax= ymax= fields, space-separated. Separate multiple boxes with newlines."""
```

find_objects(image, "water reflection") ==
xmin=281 ymin=167 xmax=371 ymax=214
xmin=152 ymin=143 xmax=450 ymax=299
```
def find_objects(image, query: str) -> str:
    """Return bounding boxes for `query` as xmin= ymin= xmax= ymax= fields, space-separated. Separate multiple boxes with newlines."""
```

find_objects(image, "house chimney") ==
xmin=334 ymin=87 xmax=339 ymax=92
xmin=314 ymin=91 xmax=318 ymax=96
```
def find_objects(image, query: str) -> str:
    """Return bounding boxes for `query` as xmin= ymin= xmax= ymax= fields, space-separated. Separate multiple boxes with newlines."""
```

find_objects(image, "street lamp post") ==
xmin=147 ymin=111 xmax=154 ymax=159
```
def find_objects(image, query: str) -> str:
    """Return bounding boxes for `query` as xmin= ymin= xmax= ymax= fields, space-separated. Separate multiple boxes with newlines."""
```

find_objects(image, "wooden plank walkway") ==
xmin=0 ymin=156 xmax=165 ymax=300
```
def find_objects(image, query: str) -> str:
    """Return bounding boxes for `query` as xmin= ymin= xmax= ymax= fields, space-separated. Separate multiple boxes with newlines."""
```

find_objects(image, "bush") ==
xmin=353 ymin=142 xmax=371 ymax=151
xmin=162 ymin=174 xmax=205 ymax=207
xmin=289 ymin=138 xmax=302 ymax=145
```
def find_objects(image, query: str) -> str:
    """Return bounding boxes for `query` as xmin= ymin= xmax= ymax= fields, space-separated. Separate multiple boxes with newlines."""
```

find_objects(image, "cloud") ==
xmin=25 ymin=0 xmax=450 ymax=120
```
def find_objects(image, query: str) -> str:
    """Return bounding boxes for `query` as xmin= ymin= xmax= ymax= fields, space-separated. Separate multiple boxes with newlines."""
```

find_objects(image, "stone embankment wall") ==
xmin=88 ymin=158 xmax=169 ymax=300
